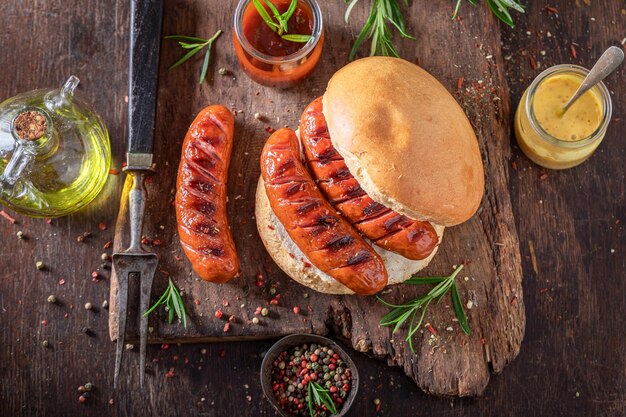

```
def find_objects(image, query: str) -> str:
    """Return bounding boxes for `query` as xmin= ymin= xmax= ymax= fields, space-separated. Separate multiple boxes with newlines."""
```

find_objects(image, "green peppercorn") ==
xmin=261 ymin=307 xmax=269 ymax=316
xmin=35 ymin=261 xmax=44 ymax=270
xmin=47 ymin=295 xmax=57 ymax=304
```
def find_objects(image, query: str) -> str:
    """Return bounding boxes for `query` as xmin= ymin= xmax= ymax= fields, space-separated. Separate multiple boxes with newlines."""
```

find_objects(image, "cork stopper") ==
xmin=13 ymin=111 xmax=48 ymax=141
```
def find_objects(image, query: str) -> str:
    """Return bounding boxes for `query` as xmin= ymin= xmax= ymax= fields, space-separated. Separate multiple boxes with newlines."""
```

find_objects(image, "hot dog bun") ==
xmin=323 ymin=57 xmax=484 ymax=226
xmin=256 ymin=177 xmax=444 ymax=295
xmin=256 ymin=57 xmax=482 ymax=294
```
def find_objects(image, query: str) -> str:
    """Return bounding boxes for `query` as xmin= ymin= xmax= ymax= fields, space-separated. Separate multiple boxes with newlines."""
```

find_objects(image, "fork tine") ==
xmin=139 ymin=257 xmax=158 ymax=389
xmin=113 ymin=261 xmax=129 ymax=390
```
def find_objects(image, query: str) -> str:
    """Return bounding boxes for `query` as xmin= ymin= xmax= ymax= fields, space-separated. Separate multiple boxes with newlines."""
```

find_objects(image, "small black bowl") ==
xmin=260 ymin=334 xmax=359 ymax=417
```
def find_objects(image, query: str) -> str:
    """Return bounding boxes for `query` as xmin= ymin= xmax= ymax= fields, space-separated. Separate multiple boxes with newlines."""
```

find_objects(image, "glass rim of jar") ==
xmin=525 ymin=64 xmax=612 ymax=148
xmin=233 ymin=0 xmax=323 ymax=65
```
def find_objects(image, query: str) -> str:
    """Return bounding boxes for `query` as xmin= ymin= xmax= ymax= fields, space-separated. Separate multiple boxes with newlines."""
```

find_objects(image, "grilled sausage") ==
xmin=176 ymin=105 xmax=239 ymax=282
xmin=300 ymin=97 xmax=439 ymax=260
xmin=261 ymin=128 xmax=388 ymax=295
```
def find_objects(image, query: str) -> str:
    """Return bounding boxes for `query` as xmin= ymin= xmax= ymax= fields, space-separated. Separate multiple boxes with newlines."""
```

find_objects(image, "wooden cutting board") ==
xmin=109 ymin=0 xmax=524 ymax=397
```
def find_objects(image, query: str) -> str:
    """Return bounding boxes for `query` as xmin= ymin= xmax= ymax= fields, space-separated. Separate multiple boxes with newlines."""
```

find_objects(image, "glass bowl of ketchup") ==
xmin=233 ymin=0 xmax=324 ymax=88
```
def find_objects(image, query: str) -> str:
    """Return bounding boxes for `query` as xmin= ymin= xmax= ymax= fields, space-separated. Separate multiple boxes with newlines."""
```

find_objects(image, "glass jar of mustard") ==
xmin=514 ymin=64 xmax=612 ymax=170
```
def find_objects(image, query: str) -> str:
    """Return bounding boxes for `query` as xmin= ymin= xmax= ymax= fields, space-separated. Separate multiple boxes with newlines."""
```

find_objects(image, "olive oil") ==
xmin=0 ymin=76 xmax=111 ymax=217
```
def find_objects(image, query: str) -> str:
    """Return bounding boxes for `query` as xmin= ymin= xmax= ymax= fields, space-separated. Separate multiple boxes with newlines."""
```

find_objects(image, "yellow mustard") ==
xmin=514 ymin=65 xmax=611 ymax=170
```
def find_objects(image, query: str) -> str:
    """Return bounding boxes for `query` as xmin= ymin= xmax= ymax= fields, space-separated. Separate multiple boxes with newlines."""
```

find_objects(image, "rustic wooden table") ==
xmin=1 ymin=1 xmax=624 ymax=416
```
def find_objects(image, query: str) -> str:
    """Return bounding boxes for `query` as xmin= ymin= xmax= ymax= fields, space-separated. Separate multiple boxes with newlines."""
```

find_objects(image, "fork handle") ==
xmin=127 ymin=170 xmax=148 ymax=253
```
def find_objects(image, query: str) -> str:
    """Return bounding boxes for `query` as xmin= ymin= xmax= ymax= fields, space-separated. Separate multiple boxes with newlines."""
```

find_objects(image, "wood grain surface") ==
xmin=0 ymin=1 xmax=624 ymax=416
xmin=107 ymin=0 xmax=523 ymax=397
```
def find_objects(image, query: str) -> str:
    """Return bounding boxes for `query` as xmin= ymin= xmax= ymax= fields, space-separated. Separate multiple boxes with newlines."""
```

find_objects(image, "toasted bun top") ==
xmin=323 ymin=57 xmax=484 ymax=226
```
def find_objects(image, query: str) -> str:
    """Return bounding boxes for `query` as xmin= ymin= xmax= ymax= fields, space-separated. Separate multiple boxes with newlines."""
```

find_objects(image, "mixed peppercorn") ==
xmin=270 ymin=343 xmax=352 ymax=417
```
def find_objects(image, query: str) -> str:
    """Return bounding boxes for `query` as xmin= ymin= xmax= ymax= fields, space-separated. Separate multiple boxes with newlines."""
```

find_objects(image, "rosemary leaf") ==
xmin=403 ymin=276 xmax=448 ymax=285
xmin=199 ymin=43 xmax=212 ymax=84
xmin=308 ymin=383 xmax=316 ymax=417
xmin=451 ymin=283 xmax=471 ymax=335
xmin=282 ymin=0 xmax=299 ymax=27
xmin=168 ymin=45 xmax=204 ymax=71
xmin=281 ymin=34 xmax=312 ymax=43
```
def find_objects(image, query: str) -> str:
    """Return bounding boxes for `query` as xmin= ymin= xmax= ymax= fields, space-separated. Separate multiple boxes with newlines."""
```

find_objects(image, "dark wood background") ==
xmin=1 ymin=1 xmax=624 ymax=416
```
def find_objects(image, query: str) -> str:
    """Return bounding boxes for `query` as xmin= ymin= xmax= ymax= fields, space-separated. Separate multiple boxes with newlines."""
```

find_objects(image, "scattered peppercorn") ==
xmin=261 ymin=307 xmax=269 ymax=317
xmin=125 ymin=343 xmax=134 ymax=350
xmin=218 ymin=67 xmax=228 ymax=75
xmin=78 ymin=395 xmax=86 ymax=404
xmin=252 ymin=317 xmax=260 ymax=325
xmin=84 ymin=302 xmax=93 ymax=311
xmin=36 ymin=261 xmax=45 ymax=270
xmin=84 ymin=382 xmax=93 ymax=392
xmin=42 ymin=340 xmax=50 ymax=348
xmin=47 ymin=295 xmax=57 ymax=304
xmin=101 ymin=253 xmax=110 ymax=261
xmin=16 ymin=231 xmax=24 ymax=239
xmin=102 ymin=300 xmax=109 ymax=309
xmin=270 ymin=343 xmax=352 ymax=417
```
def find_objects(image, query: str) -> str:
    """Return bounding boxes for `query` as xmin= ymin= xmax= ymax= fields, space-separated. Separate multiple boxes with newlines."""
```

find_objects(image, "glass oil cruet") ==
xmin=0 ymin=76 xmax=111 ymax=217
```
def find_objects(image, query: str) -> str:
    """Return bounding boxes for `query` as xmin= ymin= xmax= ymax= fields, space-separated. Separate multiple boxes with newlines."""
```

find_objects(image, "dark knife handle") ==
xmin=128 ymin=0 xmax=164 ymax=155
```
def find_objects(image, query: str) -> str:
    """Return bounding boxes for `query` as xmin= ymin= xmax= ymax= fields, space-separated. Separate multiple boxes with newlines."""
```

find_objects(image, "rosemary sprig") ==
xmin=377 ymin=265 xmax=470 ymax=352
xmin=165 ymin=30 xmax=222 ymax=84
xmin=253 ymin=0 xmax=311 ymax=43
xmin=307 ymin=381 xmax=337 ymax=416
xmin=344 ymin=0 xmax=414 ymax=60
xmin=344 ymin=0 xmax=525 ymax=59
xmin=453 ymin=0 xmax=524 ymax=28
xmin=143 ymin=278 xmax=187 ymax=329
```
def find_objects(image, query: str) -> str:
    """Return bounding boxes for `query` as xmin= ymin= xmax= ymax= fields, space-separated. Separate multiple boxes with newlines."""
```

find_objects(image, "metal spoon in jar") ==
xmin=561 ymin=46 xmax=624 ymax=114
